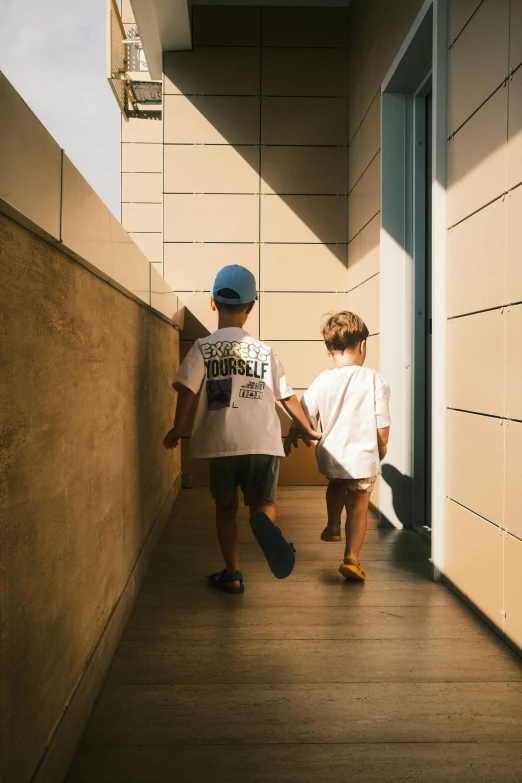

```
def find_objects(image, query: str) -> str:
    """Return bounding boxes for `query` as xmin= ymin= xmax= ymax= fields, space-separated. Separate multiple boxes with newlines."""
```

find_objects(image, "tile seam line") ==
xmin=164 ymin=93 xmax=349 ymax=98
xmin=348 ymin=86 xmax=381 ymax=146
xmin=348 ymin=210 xmax=380 ymax=244
xmin=447 ymin=180 xmax=522 ymax=231
xmin=446 ymin=497 xmax=500 ymax=529
xmin=448 ymin=0 xmax=486 ymax=50
xmin=448 ymin=60 xmax=522 ymax=141
xmin=447 ymin=408 xmax=522 ymax=424
xmin=448 ymin=300 xmax=522 ymax=320
xmin=347 ymin=149 xmax=380 ymax=196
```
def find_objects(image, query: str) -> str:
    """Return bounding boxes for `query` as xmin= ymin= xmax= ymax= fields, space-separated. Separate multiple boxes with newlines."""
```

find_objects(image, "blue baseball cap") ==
xmin=211 ymin=265 xmax=258 ymax=305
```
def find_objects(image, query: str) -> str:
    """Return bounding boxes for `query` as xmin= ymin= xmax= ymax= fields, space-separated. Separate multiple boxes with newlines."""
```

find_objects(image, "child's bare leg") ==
xmin=325 ymin=480 xmax=347 ymax=535
xmin=215 ymin=495 xmax=241 ymax=586
xmin=344 ymin=490 xmax=371 ymax=562
xmin=250 ymin=498 xmax=276 ymax=522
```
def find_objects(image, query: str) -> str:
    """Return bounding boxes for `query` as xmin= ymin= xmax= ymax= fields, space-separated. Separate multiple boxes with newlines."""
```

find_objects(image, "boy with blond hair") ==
xmin=285 ymin=311 xmax=390 ymax=581
xmin=164 ymin=265 xmax=320 ymax=594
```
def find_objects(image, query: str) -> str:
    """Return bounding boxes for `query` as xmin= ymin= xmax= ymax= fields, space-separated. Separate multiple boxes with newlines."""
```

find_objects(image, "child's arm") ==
xmin=164 ymin=384 xmax=196 ymax=449
xmin=281 ymin=394 xmax=320 ymax=443
xmin=377 ymin=425 xmax=390 ymax=461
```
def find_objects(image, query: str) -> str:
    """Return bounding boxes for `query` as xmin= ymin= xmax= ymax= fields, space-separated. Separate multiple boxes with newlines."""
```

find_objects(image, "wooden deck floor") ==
xmin=67 ymin=487 xmax=522 ymax=782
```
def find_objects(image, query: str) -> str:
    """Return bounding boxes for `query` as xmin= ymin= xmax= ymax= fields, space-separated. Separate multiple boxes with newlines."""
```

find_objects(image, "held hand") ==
xmin=284 ymin=428 xmax=300 ymax=456
xmin=163 ymin=427 xmax=182 ymax=449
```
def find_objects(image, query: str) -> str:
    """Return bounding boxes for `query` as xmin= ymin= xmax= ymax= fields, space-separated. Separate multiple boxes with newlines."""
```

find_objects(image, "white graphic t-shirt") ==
xmin=296 ymin=365 xmax=391 ymax=479
xmin=174 ymin=327 xmax=293 ymax=459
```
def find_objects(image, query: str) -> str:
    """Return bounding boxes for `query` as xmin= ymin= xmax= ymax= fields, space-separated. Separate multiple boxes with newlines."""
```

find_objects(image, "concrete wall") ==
xmin=0 ymin=213 xmax=181 ymax=783
xmin=0 ymin=69 xmax=182 ymax=782
xmin=444 ymin=0 xmax=522 ymax=649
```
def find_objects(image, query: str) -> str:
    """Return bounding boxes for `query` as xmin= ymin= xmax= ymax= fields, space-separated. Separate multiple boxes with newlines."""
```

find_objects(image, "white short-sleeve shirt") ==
xmin=295 ymin=365 xmax=391 ymax=479
xmin=174 ymin=327 xmax=293 ymax=459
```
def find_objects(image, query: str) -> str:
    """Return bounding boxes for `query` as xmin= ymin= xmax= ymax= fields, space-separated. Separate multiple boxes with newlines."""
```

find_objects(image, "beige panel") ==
xmin=164 ymin=194 xmax=258 ymax=242
xmin=0 ymin=72 xmax=61 ymax=240
xmin=61 ymin=155 xmax=113 ymax=276
xmin=121 ymin=117 xmax=163 ymax=143
xmin=505 ymin=419 xmax=522 ymax=539
xmin=164 ymin=145 xmax=259 ymax=194
xmin=261 ymin=147 xmax=348 ymax=195
xmin=129 ymin=232 xmax=162 ymax=263
xmin=348 ymin=0 xmax=422 ymax=135
xmin=261 ymin=195 xmax=347 ymax=243
xmin=446 ymin=308 xmax=505 ymax=416
xmin=448 ymin=0 xmax=482 ymax=43
xmin=121 ymin=173 xmax=162 ymax=203
xmin=177 ymin=292 xmax=260 ymax=340
xmin=347 ymin=274 xmax=380 ymax=335
xmin=111 ymin=239 xmax=151 ymax=301
xmin=447 ymin=0 xmax=509 ymax=134
xmin=121 ymin=143 xmax=163 ymax=173
xmin=164 ymin=243 xmax=258 ymax=291
xmin=260 ymin=244 xmax=347 ymax=292
xmin=347 ymin=213 xmax=380 ymax=291
xmin=510 ymin=0 xmax=522 ymax=69
xmin=262 ymin=7 xmax=349 ymax=48
xmin=150 ymin=267 xmax=178 ymax=321
xmin=507 ymin=64 xmax=522 ymax=190
xmin=120 ymin=0 xmax=135 ymax=24
xmin=365 ymin=334 xmax=380 ymax=372
xmin=348 ymin=93 xmax=380 ymax=191
xmin=447 ymin=88 xmax=508 ymax=227
xmin=507 ymin=185 xmax=522 ymax=302
xmin=444 ymin=500 xmax=503 ymax=626
xmin=446 ymin=409 xmax=504 ymax=527
xmin=270 ymin=341 xmax=330 ymax=388
xmin=262 ymin=48 xmax=349 ymax=97
xmin=506 ymin=304 xmax=522 ymax=420
xmin=261 ymin=97 xmax=349 ymax=146
xmin=164 ymin=49 xmax=260 ymax=96
xmin=163 ymin=95 xmax=260 ymax=144
xmin=348 ymin=153 xmax=380 ymax=241
xmin=505 ymin=533 xmax=522 ymax=650
xmin=279 ymin=442 xmax=328 ymax=486
xmin=446 ymin=196 xmax=506 ymax=318
xmin=121 ymin=202 xmax=162 ymax=233
xmin=192 ymin=5 xmax=261 ymax=46
xmin=260 ymin=292 xmax=349 ymax=341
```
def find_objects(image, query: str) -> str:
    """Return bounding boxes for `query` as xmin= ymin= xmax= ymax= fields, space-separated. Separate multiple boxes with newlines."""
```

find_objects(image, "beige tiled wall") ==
xmin=161 ymin=5 xmax=350 ymax=486
xmin=120 ymin=0 xmax=164 ymax=271
xmin=445 ymin=0 xmax=522 ymax=647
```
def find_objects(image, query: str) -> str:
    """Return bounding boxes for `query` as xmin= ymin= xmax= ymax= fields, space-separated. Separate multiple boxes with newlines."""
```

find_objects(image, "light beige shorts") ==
xmin=329 ymin=476 xmax=377 ymax=493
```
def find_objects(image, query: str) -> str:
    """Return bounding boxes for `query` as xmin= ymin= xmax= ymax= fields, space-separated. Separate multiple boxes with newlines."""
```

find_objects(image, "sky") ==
xmin=0 ymin=0 xmax=121 ymax=216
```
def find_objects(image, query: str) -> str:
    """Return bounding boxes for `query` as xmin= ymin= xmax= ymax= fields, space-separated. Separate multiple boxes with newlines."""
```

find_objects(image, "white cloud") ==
xmin=0 ymin=0 xmax=121 ymax=216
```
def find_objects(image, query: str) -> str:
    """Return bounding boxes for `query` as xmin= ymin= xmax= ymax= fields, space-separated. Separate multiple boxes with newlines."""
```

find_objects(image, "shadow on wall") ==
xmin=381 ymin=464 xmax=413 ymax=529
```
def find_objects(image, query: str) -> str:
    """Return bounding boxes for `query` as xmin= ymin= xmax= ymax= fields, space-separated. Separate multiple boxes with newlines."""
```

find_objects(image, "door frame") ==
xmin=378 ymin=0 xmax=447 ymax=575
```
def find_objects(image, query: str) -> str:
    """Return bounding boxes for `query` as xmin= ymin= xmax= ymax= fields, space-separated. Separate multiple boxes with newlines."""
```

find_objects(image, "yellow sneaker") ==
xmin=339 ymin=557 xmax=365 ymax=581
xmin=321 ymin=528 xmax=342 ymax=542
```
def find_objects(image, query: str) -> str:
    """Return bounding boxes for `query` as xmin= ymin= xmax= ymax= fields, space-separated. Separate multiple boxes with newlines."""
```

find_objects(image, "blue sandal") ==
xmin=208 ymin=569 xmax=244 ymax=595
xmin=249 ymin=512 xmax=296 ymax=579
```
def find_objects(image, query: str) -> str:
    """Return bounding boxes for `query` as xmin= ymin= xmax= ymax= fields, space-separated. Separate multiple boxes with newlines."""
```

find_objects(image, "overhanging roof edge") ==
xmin=130 ymin=0 xmax=192 ymax=80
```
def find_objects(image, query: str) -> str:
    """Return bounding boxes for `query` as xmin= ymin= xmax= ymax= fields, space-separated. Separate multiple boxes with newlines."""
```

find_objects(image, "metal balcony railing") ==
xmin=106 ymin=0 xmax=162 ymax=121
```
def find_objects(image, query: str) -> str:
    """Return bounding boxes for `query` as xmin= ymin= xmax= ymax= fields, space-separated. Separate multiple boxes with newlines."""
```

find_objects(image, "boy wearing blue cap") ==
xmin=164 ymin=265 xmax=320 ymax=594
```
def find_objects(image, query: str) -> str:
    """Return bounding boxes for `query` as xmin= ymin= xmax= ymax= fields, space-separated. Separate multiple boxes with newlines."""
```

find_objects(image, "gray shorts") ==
xmin=209 ymin=454 xmax=279 ymax=507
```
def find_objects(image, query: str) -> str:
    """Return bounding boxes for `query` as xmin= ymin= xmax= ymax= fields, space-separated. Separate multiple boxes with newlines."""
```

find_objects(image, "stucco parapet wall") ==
xmin=0 ymin=71 xmax=181 ymax=328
